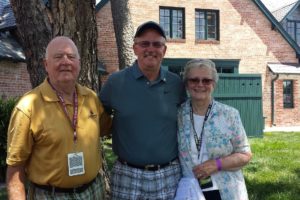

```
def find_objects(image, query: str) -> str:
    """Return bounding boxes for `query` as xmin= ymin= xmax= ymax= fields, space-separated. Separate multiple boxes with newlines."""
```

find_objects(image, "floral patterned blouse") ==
xmin=178 ymin=99 xmax=251 ymax=200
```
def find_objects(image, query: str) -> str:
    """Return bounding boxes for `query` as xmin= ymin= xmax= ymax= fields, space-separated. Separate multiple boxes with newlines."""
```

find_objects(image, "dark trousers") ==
xmin=203 ymin=190 xmax=222 ymax=200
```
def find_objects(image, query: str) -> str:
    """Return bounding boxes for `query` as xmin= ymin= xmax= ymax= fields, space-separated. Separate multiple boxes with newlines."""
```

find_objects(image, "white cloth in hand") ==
xmin=174 ymin=177 xmax=206 ymax=200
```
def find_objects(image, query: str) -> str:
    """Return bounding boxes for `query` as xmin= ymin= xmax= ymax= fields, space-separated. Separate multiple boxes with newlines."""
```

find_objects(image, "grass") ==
xmin=1 ymin=132 xmax=299 ymax=200
xmin=244 ymin=132 xmax=300 ymax=200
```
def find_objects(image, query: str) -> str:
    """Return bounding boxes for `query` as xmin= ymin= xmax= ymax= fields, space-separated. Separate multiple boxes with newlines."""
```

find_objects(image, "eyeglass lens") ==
xmin=135 ymin=41 xmax=165 ymax=48
xmin=188 ymin=78 xmax=214 ymax=85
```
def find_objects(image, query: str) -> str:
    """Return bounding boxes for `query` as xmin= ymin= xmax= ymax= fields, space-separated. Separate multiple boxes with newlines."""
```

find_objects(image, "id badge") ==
xmin=67 ymin=152 xmax=85 ymax=176
xmin=199 ymin=176 xmax=213 ymax=189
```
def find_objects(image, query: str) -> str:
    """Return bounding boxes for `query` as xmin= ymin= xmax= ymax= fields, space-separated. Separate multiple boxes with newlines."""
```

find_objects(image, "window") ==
xmin=283 ymin=80 xmax=294 ymax=108
xmin=195 ymin=9 xmax=219 ymax=40
xmin=216 ymin=67 xmax=234 ymax=73
xmin=162 ymin=59 xmax=239 ymax=79
xmin=160 ymin=7 xmax=185 ymax=39
xmin=287 ymin=20 xmax=300 ymax=46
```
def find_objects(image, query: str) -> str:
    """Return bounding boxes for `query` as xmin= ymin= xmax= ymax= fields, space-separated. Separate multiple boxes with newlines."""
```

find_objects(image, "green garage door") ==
xmin=213 ymin=74 xmax=263 ymax=137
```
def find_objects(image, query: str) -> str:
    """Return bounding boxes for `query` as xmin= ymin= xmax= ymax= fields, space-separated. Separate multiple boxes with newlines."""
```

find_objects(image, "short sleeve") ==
xmin=6 ymin=107 xmax=33 ymax=166
xmin=230 ymin=110 xmax=251 ymax=154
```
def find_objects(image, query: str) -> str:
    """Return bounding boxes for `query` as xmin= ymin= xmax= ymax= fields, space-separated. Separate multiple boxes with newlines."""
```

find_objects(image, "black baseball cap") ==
xmin=134 ymin=21 xmax=166 ymax=39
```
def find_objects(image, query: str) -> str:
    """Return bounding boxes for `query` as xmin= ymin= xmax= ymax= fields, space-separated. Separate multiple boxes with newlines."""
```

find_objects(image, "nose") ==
xmin=61 ymin=55 xmax=72 ymax=64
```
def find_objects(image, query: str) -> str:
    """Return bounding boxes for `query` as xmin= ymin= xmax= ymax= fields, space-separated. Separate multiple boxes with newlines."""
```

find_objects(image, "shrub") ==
xmin=0 ymin=98 xmax=18 ymax=182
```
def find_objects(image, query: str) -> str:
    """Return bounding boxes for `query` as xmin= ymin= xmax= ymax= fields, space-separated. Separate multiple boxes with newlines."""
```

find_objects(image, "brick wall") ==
xmin=0 ymin=60 xmax=31 ymax=99
xmin=96 ymin=0 xmax=300 ymax=127
xmin=96 ymin=2 xmax=119 ymax=74
xmin=272 ymin=77 xmax=300 ymax=126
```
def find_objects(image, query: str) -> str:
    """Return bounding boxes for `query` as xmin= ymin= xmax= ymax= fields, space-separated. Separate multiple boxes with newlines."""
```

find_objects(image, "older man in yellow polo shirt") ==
xmin=6 ymin=36 xmax=111 ymax=200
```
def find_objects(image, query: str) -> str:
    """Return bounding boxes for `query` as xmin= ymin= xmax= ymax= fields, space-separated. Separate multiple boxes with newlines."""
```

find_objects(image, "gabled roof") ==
xmin=0 ymin=32 xmax=25 ymax=61
xmin=0 ymin=2 xmax=16 ymax=30
xmin=253 ymin=0 xmax=300 ymax=58
xmin=260 ymin=0 xmax=298 ymax=12
xmin=272 ymin=1 xmax=300 ymax=22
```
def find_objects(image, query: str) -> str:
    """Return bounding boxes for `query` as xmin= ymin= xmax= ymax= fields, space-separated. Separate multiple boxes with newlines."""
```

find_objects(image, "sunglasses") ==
xmin=187 ymin=77 xmax=214 ymax=85
xmin=134 ymin=41 xmax=165 ymax=48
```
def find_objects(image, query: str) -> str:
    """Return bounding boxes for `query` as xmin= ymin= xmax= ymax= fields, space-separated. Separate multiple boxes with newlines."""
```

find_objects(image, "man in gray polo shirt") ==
xmin=100 ymin=21 xmax=186 ymax=200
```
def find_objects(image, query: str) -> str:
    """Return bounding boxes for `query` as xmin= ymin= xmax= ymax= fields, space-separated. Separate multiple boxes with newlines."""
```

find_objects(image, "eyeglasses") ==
xmin=134 ymin=41 xmax=165 ymax=48
xmin=187 ymin=77 xmax=214 ymax=85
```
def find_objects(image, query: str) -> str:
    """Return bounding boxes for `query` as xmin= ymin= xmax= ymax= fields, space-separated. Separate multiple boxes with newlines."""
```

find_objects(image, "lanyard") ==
xmin=48 ymin=78 xmax=78 ymax=143
xmin=190 ymin=101 xmax=213 ymax=159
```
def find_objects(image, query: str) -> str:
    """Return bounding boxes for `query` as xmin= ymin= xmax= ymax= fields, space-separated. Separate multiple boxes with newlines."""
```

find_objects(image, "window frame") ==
xmin=159 ymin=6 xmax=185 ymax=39
xmin=283 ymin=80 xmax=294 ymax=108
xmin=195 ymin=9 xmax=220 ymax=41
xmin=162 ymin=58 xmax=239 ymax=78
xmin=286 ymin=19 xmax=300 ymax=46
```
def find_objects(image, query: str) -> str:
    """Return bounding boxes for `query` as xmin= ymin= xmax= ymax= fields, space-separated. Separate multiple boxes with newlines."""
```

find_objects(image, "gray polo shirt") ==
xmin=100 ymin=61 xmax=186 ymax=165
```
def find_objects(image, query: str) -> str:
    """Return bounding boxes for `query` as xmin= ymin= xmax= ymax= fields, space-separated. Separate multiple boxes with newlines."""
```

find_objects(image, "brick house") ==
xmin=1 ymin=0 xmax=299 ymax=129
xmin=96 ymin=0 xmax=300 ymax=129
xmin=263 ymin=0 xmax=300 ymax=127
xmin=0 ymin=1 xmax=31 ymax=99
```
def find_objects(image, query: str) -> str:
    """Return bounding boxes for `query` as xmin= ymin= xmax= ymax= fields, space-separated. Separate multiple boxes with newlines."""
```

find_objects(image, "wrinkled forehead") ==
xmin=53 ymin=46 xmax=77 ymax=55
xmin=46 ymin=38 xmax=79 ymax=57
xmin=187 ymin=66 xmax=213 ymax=77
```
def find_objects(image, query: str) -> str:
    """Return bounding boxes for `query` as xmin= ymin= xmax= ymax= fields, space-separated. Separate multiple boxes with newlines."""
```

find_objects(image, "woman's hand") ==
xmin=192 ymin=159 xmax=218 ymax=179
xmin=193 ymin=152 xmax=252 ymax=179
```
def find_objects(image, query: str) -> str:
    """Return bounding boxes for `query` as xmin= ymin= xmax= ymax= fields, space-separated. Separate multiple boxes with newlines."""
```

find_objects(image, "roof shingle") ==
xmin=0 ymin=32 xmax=25 ymax=61
xmin=0 ymin=1 xmax=16 ymax=30
xmin=272 ymin=1 xmax=298 ymax=22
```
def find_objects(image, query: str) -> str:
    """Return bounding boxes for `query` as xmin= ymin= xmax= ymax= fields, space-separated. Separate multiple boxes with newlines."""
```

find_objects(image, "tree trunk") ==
xmin=110 ymin=0 xmax=135 ymax=69
xmin=10 ymin=0 xmax=99 ymax=91
xmin=10 ymin=0 xmax=52 ymax=88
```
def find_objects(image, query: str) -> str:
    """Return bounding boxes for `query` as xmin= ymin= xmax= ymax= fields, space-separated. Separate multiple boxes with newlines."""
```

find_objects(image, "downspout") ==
xmin=271 ymin=73 xmax=279 ymax=126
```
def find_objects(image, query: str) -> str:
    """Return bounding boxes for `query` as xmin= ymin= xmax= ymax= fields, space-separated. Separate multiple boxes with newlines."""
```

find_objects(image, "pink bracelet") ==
xmin=215 ymin=158 xmax=222 ymax=171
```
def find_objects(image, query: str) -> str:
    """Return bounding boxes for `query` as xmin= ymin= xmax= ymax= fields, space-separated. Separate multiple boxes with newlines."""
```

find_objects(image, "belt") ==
xmin=32 ymin=177 xmax=96 ymax=193
xmin=118 ymin=157 xmax=178 ymax=171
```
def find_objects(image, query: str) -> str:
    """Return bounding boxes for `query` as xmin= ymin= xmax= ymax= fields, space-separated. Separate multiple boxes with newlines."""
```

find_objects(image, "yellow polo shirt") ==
xmin=6 ymin=79 xmax=110 ymax=188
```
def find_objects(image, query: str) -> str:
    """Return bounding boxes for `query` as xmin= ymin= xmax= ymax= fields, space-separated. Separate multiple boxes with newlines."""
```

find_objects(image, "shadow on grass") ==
xmin=245 ymin=176 xmax=300 ymax=200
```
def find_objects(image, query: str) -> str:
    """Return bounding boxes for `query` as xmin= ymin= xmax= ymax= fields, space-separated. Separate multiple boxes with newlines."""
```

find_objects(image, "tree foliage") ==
xmin=0 ymin=98 xmax=18 ymax=182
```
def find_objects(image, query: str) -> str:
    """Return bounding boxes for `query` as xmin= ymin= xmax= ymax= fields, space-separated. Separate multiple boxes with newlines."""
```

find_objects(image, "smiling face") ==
xmin=186 ymin=67 xmax=216 ymax=103
xmin=44 ymin=37 xmax=80 ymax=86
xmin=133 ymin=29 xmax=167 ymax=75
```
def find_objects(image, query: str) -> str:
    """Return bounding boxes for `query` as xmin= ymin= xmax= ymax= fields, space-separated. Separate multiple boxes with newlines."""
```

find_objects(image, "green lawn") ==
xmin=244 ymin=132 xmax=300 ymax=200
xmin=1 ymin=132 xmax=299 ymax=200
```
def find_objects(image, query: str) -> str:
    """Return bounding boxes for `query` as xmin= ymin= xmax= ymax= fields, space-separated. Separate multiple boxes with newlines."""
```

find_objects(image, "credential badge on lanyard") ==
xmin=48 ymin=78 xmax=85 ymax=176
xmin=68 ymin=152 xmax=85 ymax=176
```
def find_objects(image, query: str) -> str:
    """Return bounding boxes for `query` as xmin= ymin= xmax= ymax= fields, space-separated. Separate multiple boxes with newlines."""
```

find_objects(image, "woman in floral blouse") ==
xmin=177 ymin=59 xmax=252 ymax=200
